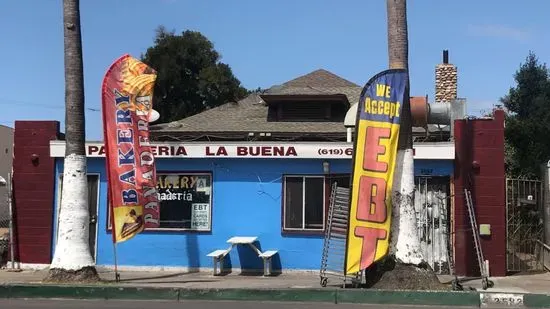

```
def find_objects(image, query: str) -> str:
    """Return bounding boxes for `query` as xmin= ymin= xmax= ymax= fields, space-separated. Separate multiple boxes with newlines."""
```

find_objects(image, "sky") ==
xmin=1 ymin=0 xmax=548 ymax=140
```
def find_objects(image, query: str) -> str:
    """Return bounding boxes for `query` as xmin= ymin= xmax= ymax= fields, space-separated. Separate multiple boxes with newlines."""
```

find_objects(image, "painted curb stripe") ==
xmin=524 ymin=294 xmax=550 ymax=308
xmin=0 ymin=285 xmax=482 ymax=305
xmin=337 ymin=290 xmax=480 ymax=306
xmin=0 ymin=284 xmax=549 ymax=307
xmin=178 ymin=289 xmax=337 ymax=303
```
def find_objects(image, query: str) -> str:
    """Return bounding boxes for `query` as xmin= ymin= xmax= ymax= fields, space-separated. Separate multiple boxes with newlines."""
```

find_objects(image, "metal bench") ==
xmin=259 ymin=250 xmax=278 ymax=276
xmin=207 ymin=248 xmax=230 ymax=276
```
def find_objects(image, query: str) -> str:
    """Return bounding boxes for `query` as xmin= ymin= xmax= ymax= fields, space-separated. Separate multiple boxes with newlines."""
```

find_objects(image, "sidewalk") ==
xmin=0 ymin=267 xmax=549 ymax=307
xmin=0 ymin=268 xmax=325 ymax=289
xmin=1 ymin=267 xmax=549 ymax=294
xmin=438 ymin=272 xmax=550 ymax=294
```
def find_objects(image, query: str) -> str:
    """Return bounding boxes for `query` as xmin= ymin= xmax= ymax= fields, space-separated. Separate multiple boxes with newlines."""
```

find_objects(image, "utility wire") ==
xmin=0 ymin=97 xmax=100 ymax=112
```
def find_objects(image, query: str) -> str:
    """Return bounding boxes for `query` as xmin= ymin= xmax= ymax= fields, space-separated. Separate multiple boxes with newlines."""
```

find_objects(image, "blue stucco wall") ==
xmin=52 ymin=157 xmax=453 ymax=271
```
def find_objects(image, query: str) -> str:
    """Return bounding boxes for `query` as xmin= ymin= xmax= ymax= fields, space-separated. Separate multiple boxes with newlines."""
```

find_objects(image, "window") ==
xmin=108 ymin=172 xmax=212 ymax=232
xmin=283 ymin=174 xmax=351 ymax=233
xmin=156 ymin=172 xmax=212 ymax=231
xmin=267 ymin=100 xmax=348 ymax=122
xmin=326 ymin=174 xmax=351 ymax=189
xmin=283 ymin=176 xmax=326 ymax=231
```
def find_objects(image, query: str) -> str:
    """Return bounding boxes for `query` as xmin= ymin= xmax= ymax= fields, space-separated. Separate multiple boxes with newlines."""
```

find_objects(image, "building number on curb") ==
xmin=481 ymin=293 xmax=524 ymax=307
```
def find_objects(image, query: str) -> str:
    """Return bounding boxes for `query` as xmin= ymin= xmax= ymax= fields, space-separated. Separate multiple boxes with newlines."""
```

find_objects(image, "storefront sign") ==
xmin=345 ymin=69 xmax=408 ymax=275
xmin=50 ymin=141 xmax=455 ymax=160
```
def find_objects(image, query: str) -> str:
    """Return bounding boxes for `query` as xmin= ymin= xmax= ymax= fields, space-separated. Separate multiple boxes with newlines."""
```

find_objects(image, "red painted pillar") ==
xmin=453 ymin=110 xmax=506 ymax=277
xmin=453 ymin=118 xmax=475 ymax=276
xmin=12 ymin=121 xmax=60 ymax=264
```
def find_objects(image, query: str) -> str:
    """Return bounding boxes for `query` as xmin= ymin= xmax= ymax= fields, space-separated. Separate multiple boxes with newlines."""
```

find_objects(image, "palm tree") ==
xmin=45 ymin=0 xmax=99 ymax=282
xmin=386 ymin=0 xmax=423 ymax=266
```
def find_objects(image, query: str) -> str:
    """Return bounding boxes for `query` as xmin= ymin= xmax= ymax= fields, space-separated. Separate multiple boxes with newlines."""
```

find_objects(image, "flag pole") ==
xmin=108 ymin=188 xmax=120 ymax=282
xmin=110 ymin=196 xmax=120 ymax=282
xmin=113 ymin=242 xmax=120 ymax=282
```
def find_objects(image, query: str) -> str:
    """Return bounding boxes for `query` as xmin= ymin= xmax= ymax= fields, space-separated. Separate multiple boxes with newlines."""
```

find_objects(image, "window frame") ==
xmin=106 ymin=171 xmax=213 ymax=233
xmin=281 ymin=173 xmax=351 ymax=235
xmin=281 ymin=174 xmax=327 ymax=234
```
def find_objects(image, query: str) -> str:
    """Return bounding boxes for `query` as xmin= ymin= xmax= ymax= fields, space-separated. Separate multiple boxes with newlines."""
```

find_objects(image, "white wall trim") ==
xmin=16 ymin=263 xmax=51 ymax=270
xmin=96 ymin=265 xmax=319 ymax=274
xmin=49 ymin=140 xmax=455 ymax=160
xmin=13 ymin=263 xmax=320 ymax=274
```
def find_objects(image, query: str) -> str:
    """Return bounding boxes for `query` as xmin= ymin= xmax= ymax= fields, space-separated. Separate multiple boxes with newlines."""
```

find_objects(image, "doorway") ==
xmin=56 ymin=173 xmax=100 ymax=261
xmin=414 ymin=176 xmax=452 ymax=274
xmin=506 ymin=178 xmax=544 ymax=273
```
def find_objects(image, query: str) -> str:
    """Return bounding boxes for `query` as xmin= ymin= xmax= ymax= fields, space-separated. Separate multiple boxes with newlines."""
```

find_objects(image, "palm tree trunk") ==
xmin=46 ymin=0 xmax=98 ymax=282
xmin=386 ymin=0 xmax=423 ymax=265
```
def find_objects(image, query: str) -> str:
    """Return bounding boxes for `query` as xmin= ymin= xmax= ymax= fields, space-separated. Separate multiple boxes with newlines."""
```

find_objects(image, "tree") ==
xmin=363 ymin=0 xmax=444 ymax=290
xmin=386 ymin=0 xmax=423 ymax=266
xmin=501 ymin=52 xmax=550 ymax=178
xmin=45 ymin=0 xmax=99 ymax=282
xmin=141 ymin=26 xmax=248 ymax=123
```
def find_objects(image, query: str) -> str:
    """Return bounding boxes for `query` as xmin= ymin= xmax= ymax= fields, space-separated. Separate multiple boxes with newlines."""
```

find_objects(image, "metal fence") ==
xmin=506 ymin=178 xmax=545 ymax=273
xmin=0 ymin=172 xmax=14 ymax=269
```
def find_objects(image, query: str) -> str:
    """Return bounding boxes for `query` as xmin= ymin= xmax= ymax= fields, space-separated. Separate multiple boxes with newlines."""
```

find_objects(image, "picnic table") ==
xmin=207 ymin=236 xmax=278 ymax=276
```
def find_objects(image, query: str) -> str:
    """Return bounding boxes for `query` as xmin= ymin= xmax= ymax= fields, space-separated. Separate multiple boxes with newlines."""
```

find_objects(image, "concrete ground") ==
xmin=0 ymin=267 xmax=549 ymax=294
xmin=438 ymin=273 xmax=550 ymax=294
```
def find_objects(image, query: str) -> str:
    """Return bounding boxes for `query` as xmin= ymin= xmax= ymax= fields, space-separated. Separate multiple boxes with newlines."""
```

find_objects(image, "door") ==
xmin=414 ymin=176 xmax=452 ymax=274
xmin=87 ymin=175 xmax=99 ymax=260
xmin=506 ymin=178 xmax=544 ymax=273
xmin=57 ymin=174 xmax=100 ymax=261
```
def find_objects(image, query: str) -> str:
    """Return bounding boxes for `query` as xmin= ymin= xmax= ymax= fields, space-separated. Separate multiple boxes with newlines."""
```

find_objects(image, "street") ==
xmin=0 ymin=299 xmax=518 ymax=309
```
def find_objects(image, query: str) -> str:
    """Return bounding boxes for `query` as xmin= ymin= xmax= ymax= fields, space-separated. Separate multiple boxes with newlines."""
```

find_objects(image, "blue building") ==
xmin=49 ymin=69 xmax=456 ymax=273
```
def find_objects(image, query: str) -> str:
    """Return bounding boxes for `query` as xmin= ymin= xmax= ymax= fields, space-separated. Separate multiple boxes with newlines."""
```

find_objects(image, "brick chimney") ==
xmin=435 ymin=50 xmax=458 ymax=103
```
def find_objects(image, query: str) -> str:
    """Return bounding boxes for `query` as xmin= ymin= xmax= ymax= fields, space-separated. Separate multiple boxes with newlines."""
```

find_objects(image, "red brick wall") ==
xmin=454 ymin=110 xmax=506 ymax=277
xmin=12 ymin=121 xmax=59 ymax=264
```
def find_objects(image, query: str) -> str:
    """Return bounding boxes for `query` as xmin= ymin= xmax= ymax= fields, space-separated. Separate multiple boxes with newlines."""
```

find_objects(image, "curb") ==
xmin=524 ymin=293 xmax=550 ymax=308
xmin=0 ymin=284 xmax=548 ymax=307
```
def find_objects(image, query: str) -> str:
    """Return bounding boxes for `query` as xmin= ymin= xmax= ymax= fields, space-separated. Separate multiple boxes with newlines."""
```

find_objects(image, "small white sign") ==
xmin=195 ymin=177 xmax=211 ymax=195
xmin=191 ymin=203 xmax=210 ymax=230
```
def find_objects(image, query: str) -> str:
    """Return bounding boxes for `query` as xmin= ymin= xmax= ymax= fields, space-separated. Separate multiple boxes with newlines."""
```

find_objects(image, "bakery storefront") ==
xmin=50 ymin=140 xmax=455 ymax=272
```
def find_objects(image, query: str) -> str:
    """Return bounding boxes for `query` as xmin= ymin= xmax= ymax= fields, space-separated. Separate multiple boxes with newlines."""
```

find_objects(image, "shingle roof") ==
xmin=150 ymin=69 xmax=362 ymax=133
xmin=283 ymin=69 xmax=359 ymax=88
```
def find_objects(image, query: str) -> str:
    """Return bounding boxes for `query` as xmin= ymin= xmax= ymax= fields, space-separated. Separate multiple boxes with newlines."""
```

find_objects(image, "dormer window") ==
xmin=263 ymin=94 xmax=349 ymax=122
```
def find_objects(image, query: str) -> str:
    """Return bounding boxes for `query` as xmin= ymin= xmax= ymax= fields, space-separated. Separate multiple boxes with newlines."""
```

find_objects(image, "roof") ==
xmin=282 ymin=69 xmax=359 ymax=88
xmin=149 ymin=69 xmax=452 ymax=142
xmin=150 ymin=69 xmax=362 ymax=135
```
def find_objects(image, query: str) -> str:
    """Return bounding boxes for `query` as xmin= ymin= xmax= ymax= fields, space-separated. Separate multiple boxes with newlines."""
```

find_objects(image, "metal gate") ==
xmin=506 ymin=178 xmax=544 ymax=273
xmin=414 ymin=176 xmax=452 ymax=274
xmin=0 ymin=172 xmax=14 ymax=268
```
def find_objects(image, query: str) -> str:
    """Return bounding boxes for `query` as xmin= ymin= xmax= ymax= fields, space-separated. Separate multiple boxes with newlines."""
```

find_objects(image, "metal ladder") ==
xmin=464 ymin=188 xmax=494 ymax=290
xmin=319 ymin=183 xmax=361 ymax=287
